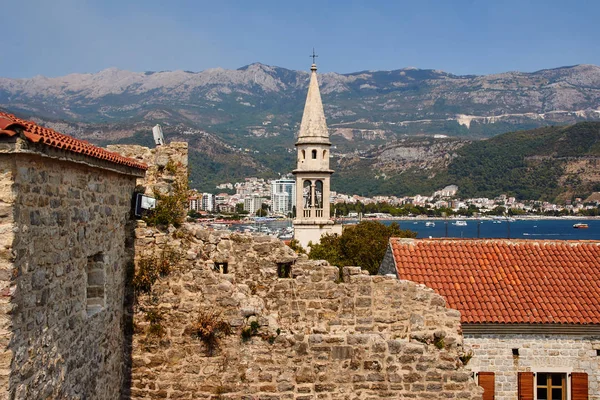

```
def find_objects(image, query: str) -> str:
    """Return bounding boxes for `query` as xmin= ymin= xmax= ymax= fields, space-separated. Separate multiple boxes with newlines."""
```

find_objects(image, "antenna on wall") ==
xmin=152 ymin=124 xmax=165 ymax=146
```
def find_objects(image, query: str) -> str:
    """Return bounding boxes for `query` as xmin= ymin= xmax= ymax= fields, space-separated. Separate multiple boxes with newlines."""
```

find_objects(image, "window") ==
xmin=519 ymin=372 xmax=589 ymax=400
xmin=323 ymin=149 xmax=327 ymax=158
xmin=277 ymin=262 xmax=292 ymax=278
xmin=302 ymin=150 xmax=305 ymax=159
xmin=214 ymin=262 xmax=228 ymax=274
xmin=536 ymin=373 xmax=566 ymax=400
xmin=311 ymin=149 xmax=317 ymax=159
xmin=86 ymin=252 xmax=106 ymax=316
xmin=315 ymin=180 xmax=323 ymax=208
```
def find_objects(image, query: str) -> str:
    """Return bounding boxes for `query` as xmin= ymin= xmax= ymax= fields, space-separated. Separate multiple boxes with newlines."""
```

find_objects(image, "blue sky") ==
xmin=2 ymin=0 xmax=599 ymax=78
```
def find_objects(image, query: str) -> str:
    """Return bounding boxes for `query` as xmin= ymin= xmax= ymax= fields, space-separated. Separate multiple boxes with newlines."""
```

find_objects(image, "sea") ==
xmin=387 ymin=218 xmax=600 ymax=240
xmin=254 ymin=218 xmax=600 ymax=241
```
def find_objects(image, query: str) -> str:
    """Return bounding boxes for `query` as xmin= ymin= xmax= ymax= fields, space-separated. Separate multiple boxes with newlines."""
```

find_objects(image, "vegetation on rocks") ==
xmin=144 ymin=179 xmax=189 ymax=228
xmin=132 ymin=248 xmax=181 ymax=295
xmin=185 ymin=310 xmax=232 ymax=356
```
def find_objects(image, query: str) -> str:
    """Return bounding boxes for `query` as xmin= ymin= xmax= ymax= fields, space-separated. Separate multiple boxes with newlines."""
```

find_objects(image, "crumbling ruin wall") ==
xmin=107 ymin=142 xmax=188 ymax=195
xmin=130 ymin=224 xmax=483 ymax=399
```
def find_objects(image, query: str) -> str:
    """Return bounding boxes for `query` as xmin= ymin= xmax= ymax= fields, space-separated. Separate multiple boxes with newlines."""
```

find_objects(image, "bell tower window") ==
xmin=312 ymin=149 xmax=317 ymax=159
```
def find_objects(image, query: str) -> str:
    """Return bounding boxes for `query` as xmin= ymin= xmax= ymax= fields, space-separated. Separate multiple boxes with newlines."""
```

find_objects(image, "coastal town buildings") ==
xmin=243 ymin=194 xmax=265 ymax=215
xmin=380 ymin=238 xmax=600 ymax=400
xmin=270 ymin=177 xmax=296 ymax=215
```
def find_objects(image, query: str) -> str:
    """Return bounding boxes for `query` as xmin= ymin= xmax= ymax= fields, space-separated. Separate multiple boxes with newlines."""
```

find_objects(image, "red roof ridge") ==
xmin=0 ymin=111 xmax=147 ymax=171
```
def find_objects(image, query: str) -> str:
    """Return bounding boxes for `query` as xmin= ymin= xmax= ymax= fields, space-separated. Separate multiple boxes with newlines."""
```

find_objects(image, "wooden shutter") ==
xmin=571 ymin=372 xmax=588 ymax=400
xmin=478 ymin=372 xmax=495 ymax=400
xmin=518 ymin=372 xmax=534 ymax=400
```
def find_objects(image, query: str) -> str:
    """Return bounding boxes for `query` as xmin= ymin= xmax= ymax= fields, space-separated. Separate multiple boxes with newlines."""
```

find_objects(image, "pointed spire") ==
xmin=297 ymin=63 xmax=330 ymax=145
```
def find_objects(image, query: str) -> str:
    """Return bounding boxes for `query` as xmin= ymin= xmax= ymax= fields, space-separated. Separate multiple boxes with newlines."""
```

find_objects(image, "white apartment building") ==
xmin=271 ymin=178 xmax=296 ymax=215
xmin=244 ymin=195 xmax=264 ymax=215
xmin=201 ymin=193 xmax=215 ymax=212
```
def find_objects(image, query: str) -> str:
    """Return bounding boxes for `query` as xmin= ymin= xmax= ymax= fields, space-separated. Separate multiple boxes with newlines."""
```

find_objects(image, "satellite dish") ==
xmin=152 ymin=124 xmax=165 ymax=146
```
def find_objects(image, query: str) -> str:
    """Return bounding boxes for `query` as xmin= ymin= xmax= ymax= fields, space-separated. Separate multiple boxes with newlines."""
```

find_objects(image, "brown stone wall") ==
xmin=107 ymin=142 xmax=188 ymax=195
xmin=0 ymin=156 xmax=16 ymax=398
xmin=131 ymin=224 xmax=483 ymax=399
xmin=0 ymin=152 xmax=139 ymax=399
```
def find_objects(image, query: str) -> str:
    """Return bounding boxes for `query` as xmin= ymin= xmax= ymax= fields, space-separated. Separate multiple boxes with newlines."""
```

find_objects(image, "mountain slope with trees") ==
xmin=333 ymin=122 xmax=600 ymax=202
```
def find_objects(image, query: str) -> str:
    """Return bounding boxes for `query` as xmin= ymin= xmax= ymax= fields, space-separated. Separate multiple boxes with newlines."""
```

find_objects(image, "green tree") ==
xmin=309 ymin=221 xmax=416 ymax=275
xmin=144 ymin=179 xmax=189 ymax=228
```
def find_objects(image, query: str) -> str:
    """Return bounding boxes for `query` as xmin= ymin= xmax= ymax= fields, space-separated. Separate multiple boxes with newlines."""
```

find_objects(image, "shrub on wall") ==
xmin=185 ymin=310 xmax=232 ymax=356
xmin=133 ymin=248 xmax=181 ymax=295
xmin=144 ymin=179 xmax=189 ymax=228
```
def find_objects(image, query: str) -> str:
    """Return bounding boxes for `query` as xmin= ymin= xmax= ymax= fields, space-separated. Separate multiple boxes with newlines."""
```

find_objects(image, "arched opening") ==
xmin=312 ymin=149 xmax=317 ymax=159
xmin=315 ymin=180 xmax=323 ymax=209
xmin=323 ymin=150 xmax=327 ymax=158
xmin=303 ymin=180 xmax=312 ymax=208
xmin=301 ymin=149 xmax=305 ymax=159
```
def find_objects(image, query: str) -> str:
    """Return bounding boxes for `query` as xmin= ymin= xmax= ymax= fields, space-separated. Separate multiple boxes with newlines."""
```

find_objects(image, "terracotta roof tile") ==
xmin=389 ymin=238 xmax=600 ymax=325
xmin=0 ymin=111 xmax=147 ymax=170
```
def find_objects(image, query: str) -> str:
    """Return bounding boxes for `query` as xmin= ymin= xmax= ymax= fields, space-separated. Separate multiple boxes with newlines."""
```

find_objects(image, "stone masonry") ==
xmin=466 ymin=334 xmax=600 ymax=400
xmin=107 ymin=143 xmax=188 ymax=195
xmin=0 ymin=141 xmax=144 ymax=399
xmin=130 ymin=224 xmax=483 ymax=399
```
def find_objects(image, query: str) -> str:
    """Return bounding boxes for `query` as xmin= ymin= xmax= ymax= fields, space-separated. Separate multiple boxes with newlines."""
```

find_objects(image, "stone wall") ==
xmin=466 ymin=334 xmax=600 ymax=400
xmin=130 ymin=224 xmax=483 ymax=399
xmin=107 ymin=142 xmax=188 ymax=195
xmin=0 ymin=151 xmax=140 ymax=399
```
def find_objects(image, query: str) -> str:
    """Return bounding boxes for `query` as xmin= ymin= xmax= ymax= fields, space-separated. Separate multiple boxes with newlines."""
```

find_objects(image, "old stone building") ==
xmin=380 ymin=238 xmax=600 ymax=400
xmin=130 ymin=224 xmax=484 ymax=399
xmin=0 ymin=112 xmax=147 ymax=399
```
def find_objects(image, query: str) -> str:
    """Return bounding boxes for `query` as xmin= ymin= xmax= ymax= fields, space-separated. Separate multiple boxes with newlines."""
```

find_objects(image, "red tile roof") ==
xmin=0 ymin=111 xmax=147 ymax=170
xmin=389 ymin=238 xmax=600 ymax=325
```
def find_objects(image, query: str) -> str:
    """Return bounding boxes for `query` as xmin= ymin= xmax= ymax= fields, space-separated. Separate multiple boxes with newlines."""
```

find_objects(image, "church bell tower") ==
xmin=292 ymin=59 xmax=340 ymax=248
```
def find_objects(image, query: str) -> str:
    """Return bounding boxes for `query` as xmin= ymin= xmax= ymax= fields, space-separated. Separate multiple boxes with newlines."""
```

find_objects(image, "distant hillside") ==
xmin=333 ymin=122 xmax=600 ymax=202
xmin=448 ymin=122 xmax=600 ymax=201
xmin=1 ymin=63 xmax=600 ymax=195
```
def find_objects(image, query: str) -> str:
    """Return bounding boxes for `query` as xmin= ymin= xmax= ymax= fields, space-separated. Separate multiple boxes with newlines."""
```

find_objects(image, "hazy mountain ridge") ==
xmin=2 ymin=63 xmax=599 ymax=137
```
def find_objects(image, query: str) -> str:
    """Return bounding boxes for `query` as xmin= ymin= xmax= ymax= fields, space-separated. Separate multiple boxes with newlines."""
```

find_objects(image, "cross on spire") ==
xmin=310 ymin=48 xmax=318 ymax=65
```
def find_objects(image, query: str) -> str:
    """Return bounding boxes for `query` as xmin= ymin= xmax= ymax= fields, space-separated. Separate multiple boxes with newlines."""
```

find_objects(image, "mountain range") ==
xmin=1 ymin=63 xmax=600 ymax=198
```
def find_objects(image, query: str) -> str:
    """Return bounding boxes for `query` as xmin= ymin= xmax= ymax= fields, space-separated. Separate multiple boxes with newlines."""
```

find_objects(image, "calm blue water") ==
xmin=258 ymin=218 xmax=600 ymax=240
xmin=386 ymin=219 xmax=600 ymax=240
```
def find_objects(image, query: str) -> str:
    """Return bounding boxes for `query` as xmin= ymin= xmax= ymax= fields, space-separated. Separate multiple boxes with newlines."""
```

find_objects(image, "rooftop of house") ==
xmin=387 ymin=238 xmax=600 ymax=325
xmin=0 ymin=111 xmax=147 ymax=170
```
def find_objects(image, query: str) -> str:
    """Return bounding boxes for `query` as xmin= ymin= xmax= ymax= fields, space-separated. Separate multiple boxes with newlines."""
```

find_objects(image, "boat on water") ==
xmin=425 ymin=221 xmax=436 ymax=227
xmin=453 ymin=220 xmax=467 ymax=226
xmin=573 ymin=223 xmax=589 ymax=229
